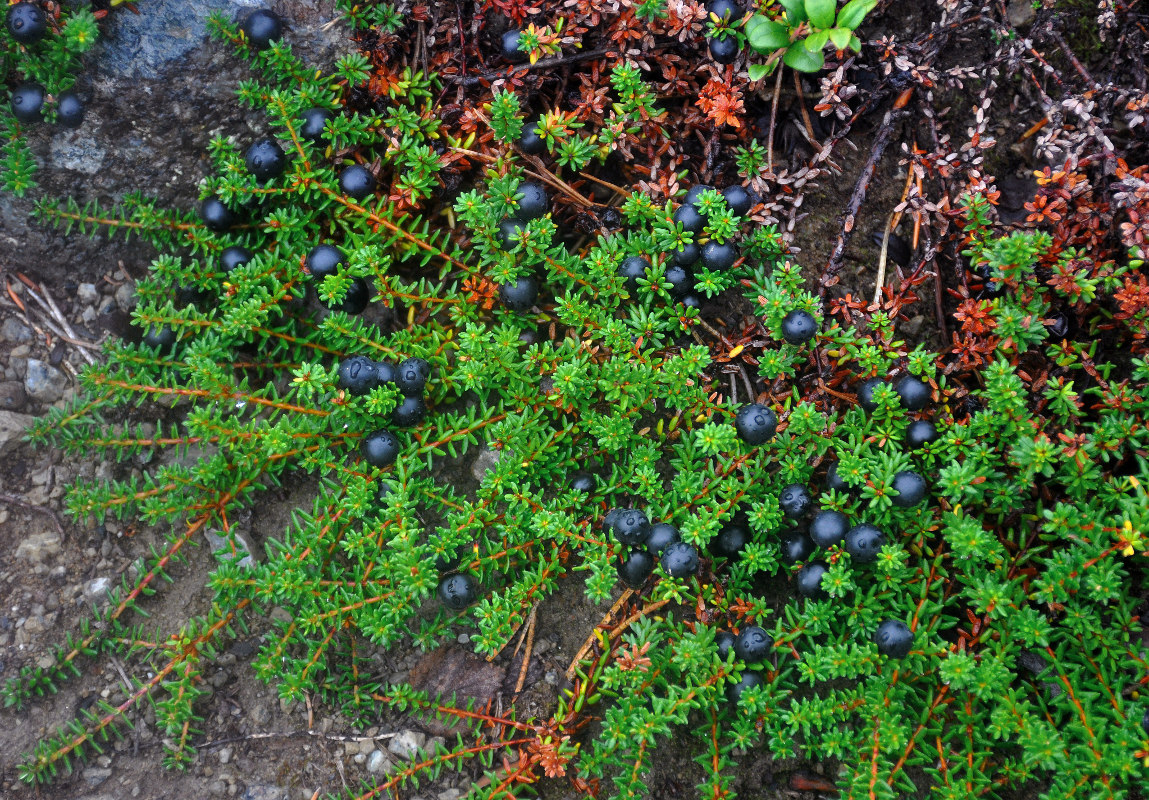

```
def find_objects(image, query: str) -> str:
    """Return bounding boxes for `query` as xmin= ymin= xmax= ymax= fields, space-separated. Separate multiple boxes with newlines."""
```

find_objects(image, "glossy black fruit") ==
xmin=306 ymin=244 xmax=344 ymax=278
xmin=857 ymin=378 xmax=884 ymax=412
xmin=796 ymin=561 xmax=829 ymax=598
xmin=6 ymin=3 xmax=46 ymax=44
xmin=375 ymin=360 xmax=398 ymax=386
xmin=734 ymin=626 xmax=773 ymax=662
xmin=779 ymin=532 xmax=816 ymax=564
xmin=906 ymin=419 xmax=939 ymax=449
xmin=895 ymin=375 xmax=931 ymax=411
xmin=391 ymin=395 xmax=427 ymax=427
xmin=734 ymin=403 xmax=777 ymax=445
xmin=725 ymin=669 xmax=763 ymax=704
xmin=723 ymin=185 xmax=752 ymax=216
xmin=499 ymin=276 xmax=539 ymax=311
xmin=518 ymin=122 xmax=546 ymax=154
xmin=327 ymin=277 xmax=370 ymax=314
xmin=701 ymin=241 xmax=737 ymax=271
xmin=299 ymin=107 xmax=331 ymax=142
xmin=715 ymin=630 xmax=736 ymax=660
xmin=664 ymin=264 xmax=692 ymax=297
xmin=684 ymin=184 xmax=714 ymax=207
xmin=709 ymin=35 xmax=739 ymax=64
xmin=241 ymin=8 xmax=283 ymax=50
xmin=438 ymin=573 xmax=478 ymax=609
xmin=610 ymin=509 xmax=651 ymax=546
xmin=680 ymin=294 xmax=702 ymax=309
xmin=199 ymin=197 xmax=236 ymax=232
xmin=779 ymin=484 xmax=811 ymax=518
xmin=142 ymin=324 xmax=177 ymax=353
xmin=707 ymin=0 xmax=739 ymax=21
xmin=568 ymin=471 xmax=596 ymax=494
xmin=10 ymin=83 xmax=44 ymax=123
xmin=661 ymin=541 xmax=699 ymax=578
xmin=396 ymin=357 xmax=431 ymax=396
xmin=844 ymin=524 xmax=885 ymax=563
xmin=873 ymin=619 xmax=913 ymax=659
xmin=516 ymin=181 xmax=548 ymax=220
xmin=337 ymin=355 xmax=378 ymax=396
xmin=246 ymin=137 xmax=287 ymax=181
xmin=780 ymin=309 xmax=817 ymax=344
xmin=826 ymin=461 xmax=850 ymax=492
xmin=617 ymin=549 xmax=655 ymax=588
xmin=501 ymin=28 xmax=526 ymax=62
xmin=891 ymin=470 xmax=927 ymax=508
xmin=711 ymin=523 xmax=749 ymax=560
xmin=646 ymin=522 xmax=680 ymax=555
xmin=55 ymin=91 xmax=85 ymax=129
xmin=498 ymin=218 xmax=527 ymax=249
xmin=220 ymin=246 xmax=253 ymax=273
xmin=672 ymin=242 xmax=700 ymax=266
xmin=618 ymin=256 xmax=649 ymax=292
xmin=673 ymin=204 xmax=705 ymax=234
xmin=361 ymin=429 xmax=401 ymax=468
xmin=808 ymin=510 xmax=849 ymax=548
xmin=340 ymin=165 xmax=376 ymax=200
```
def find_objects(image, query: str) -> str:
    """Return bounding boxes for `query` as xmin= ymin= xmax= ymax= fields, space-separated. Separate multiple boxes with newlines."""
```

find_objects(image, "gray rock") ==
xmin=438 ymin=789 xmax=463 ymax=800
xmin=366 ymin=749 xmax=391 ymax=774
xmin=0 ymin=317 xmax=32 ymax=343
xmin=50 ymin=133 xmax=108 ymax=175
xmin=78 ymin=283 xmax=100 ymax=304
xmin=15 ymin=531 xmax=62 ymax=564
xmin=0 ymin=410 xmax=35 ymax=453
xmin=24 ymin=359 xmax=68 ymax=403
xmin=81 ymin=766 xmax=113 ymax=787
xmin=84 ymin=576 xmax=112 ymax=601
xmin=0 ymin=380 xmax=28 ymax=411
xmin=387 ymin=729 xmax=426 ymax=760
xmin=471 ymin=445 xmax=512 ymax=482
xmin=205 ymin=529 xmax=257 ymax=568
xmin=115 ymin=282 xmax=137 ymax=313
xmin=242 ymin=785 xmax=288 ymax=800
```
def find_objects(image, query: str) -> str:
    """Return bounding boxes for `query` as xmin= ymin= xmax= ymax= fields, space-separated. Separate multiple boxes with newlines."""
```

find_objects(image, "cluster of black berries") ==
xmin=718 ymin=623 xmax=773 ymax=703
xmin=705 ymin=0 xmax=742 ymax=64
xmin=495 ymin=180 xmax=550 ymax=312
xmin=7 ymin=3 xmax=85 ymax=128
xmin=606 ymin=509 xmax=699 ymax=588
xmin=343 ymin=355 xmax=431 ymax=467
xmin=304 ymin=243 xmax=372 ymax=313
xmin=858 ymin=373 xmax=940 ymax=450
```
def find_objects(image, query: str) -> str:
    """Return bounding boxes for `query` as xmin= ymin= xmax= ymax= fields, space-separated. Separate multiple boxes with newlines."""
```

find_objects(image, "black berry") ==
xmin=673 ymin=204 xmax=705 ymax=235
xmin=55 ymin=91 xmax=85 ymax=129
xmin=617 ymin=549 xmax=655 ymax=588
xmin=844 ymin=524 xmax=885 ymax=563
xmin=709 ymin=35 xmax=739 ymax=64
xmin=715 ymin=630 xmax=736 ymax=660
xmin=516 ymin=181 xmax=548 ymax=220
xmin=438 ymin=573 xmax=478 ymax=609
xmin=857 ymin=378 xmax=884 ymax=412
xmin=734 ymin=403 xmax=777 ymax=445
xmin=895 ymin=375 xmax=931 ymax=411
xmin=498 ymin=218 xmax=527 ymax=249
xmin=518 ymin=122 xmax=546 ymax=154
xmin=796 ymin=561 xmax=829 ymax=598
xmin=340 ymin=165 xmax=376 ymax=201
xmin=221 ymin=246 xmax=253 ymax=273
xmin=299 ymin=107 xmax=331 ymax=142
xmin=808 ymin=510 xmax=849 ymax=548
xmin=361 ymin=429 xmax=401 ymax=468
xmin=337 ymin=355 xmax=378 ymax=396
xmin=499 ymin=276 xmax=539 ymax=312
xmin=680 ymin=294 xmax=702 ymax=309
xmin=618 ymin=256 xmax=649 ymax=292
xmin=609 ymin=509 xmax=651 ymax=546
xmin=568 ymin=471 xmax=596 ymax=494
xmin=10 ymin=83 xmax=44 ymax=123
xmin=873 ymin=619 xmax=913 ymax=659
xmin=241 ymin=8 xmax=283 ymax=50
xmin=306 ymin=244 xmax=344 ymax=278
xmin=396 ymin=357 xmax=431 ymax=396
xmin=664 ymin=264 xmax=692 ymax=297
xmin=779 ymin=484 xmax=812 ymax=518
xmin=501 ymin=28 xmax=526 ymax=62
xmin=199 ymin=197 xmax=236 ymax=232
xmin=701 ymin=241 xmax=737 ymax=271
xmin=734 ymin=626 xmax=773 ymax=662
xmin=780 ymin=309 xmax=817 ymax=345
xmin=779 ymin=532 xmax=815 ymax=564
xmin=826 ymin=461 xmax=850 ymax=493
xmin=672 ymin=243 xmax=700 ymax=266
xmin=245 ymin=137 xmax=287 ymax=181
xmin=684 ymin=185 xmax=714 ymax=208
xmin=906 ymin=419 xmax=939 ymax=449
xmin=142 ymin=324 xmax=177 ymax=353
xmin=375 ymin=361 xmax=398 ymax=386
xmin=722 ymin=185 xmax=752 ymax=216
xmin=646 ymin=523 xmax=680 ymax=555
xmin=891 ymin=471 xmax=927 ymax=508
xmin=707 ymin=0 xmax=739 ymax=21
xmin=6 ymin=3 xmax=46 ymax=44
xmin=660 ymin=541 xmax=699 ymax=578
xmin=327 ymin=277 xmax=370 ymax=314
xmin=391 ymin=395 xmax=427 ymax=427
xmin=725 ymin=670 xmax=763 ymax=704
xmin=711 ymin=523 xmax=749 ymax=560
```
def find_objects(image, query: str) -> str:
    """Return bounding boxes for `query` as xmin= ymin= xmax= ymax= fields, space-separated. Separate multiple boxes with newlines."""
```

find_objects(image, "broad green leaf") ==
xmin=804 ymin=0 xmax=835 ymax=29
xmin=828 ymin=27 xmax=852 ymax=50
xmin=803 ymin=30 xmax=830 ymax=52
xmin=837 ymin=0 xmax=878 ymax=30
xmin=850 ymin=33 xmax=861 ymax=51
xmin=783 ymin=42 xmax=824 ymax=72
xmin=746 ymin=17 xmax=791 ymax=52
xmin=778 ymin=0 xmax=807 ymax=24
xmin=747 ymin=62 xmax=772 ymax=81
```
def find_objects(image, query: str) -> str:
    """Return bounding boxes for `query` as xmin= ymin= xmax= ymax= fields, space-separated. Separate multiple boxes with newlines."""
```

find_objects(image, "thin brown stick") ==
xmin=767 ymin=67 xmax=784 ymax=173
xmin=566 ymin=589 xmax=631 ymax=680
xmin=513 ymin=605 xmax=538 ymax=696
xmin=452 ymin=47 xmax=614 ymax=87
xmin=196 ymin=729 xmax=398 ymax=750
xmin=792 ymin=70 xmax=816 ymax=145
